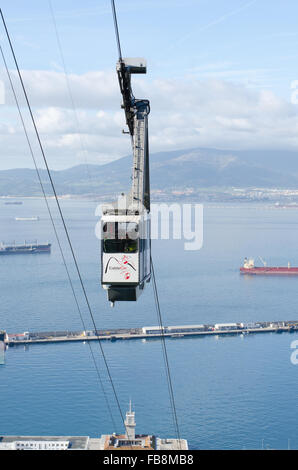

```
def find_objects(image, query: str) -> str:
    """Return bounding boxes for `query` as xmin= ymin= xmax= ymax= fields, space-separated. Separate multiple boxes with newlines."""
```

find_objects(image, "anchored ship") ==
xmin=4 ymin=201 xmax=23 ymax=205
xmin=240 ymin=257 xmax=298 ymax=275
xmin=0 ymin=331 xmax=5 ymax=365
xmin=0 ymin=242 xmax=51 ymax=255
xmin=15 ymin=216 xmax=39 ymax=221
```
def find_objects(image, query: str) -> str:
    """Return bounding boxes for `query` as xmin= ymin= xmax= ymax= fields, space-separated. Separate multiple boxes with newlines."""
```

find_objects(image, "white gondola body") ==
xmin=101 ymin=213 xmax=151 ymax=301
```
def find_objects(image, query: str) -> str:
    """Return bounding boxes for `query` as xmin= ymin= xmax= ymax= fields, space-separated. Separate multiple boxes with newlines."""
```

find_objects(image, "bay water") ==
xmin=0 ymin=199 xmax=298 ymax=450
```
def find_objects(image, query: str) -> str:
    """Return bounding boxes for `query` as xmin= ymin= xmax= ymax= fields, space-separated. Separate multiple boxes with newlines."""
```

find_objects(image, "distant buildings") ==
xmin=6 ymin=332 xmax=29 ymax=342
xmin=0 ymin=403 xmax=188 ymax=451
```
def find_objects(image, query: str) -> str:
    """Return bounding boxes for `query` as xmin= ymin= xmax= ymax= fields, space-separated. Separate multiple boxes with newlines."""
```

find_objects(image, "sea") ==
xmin=0 ymin=198 xmax=298 ymax=450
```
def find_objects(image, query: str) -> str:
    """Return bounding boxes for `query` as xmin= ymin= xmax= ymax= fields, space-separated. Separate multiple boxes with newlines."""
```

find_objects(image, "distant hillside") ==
xmin=1 ymin=147 xmax=298 ymax=196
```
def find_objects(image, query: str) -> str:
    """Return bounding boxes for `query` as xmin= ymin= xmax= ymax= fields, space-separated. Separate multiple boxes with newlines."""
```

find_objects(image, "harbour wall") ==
xmin=3 ymin=320 xmax=298 ymax=346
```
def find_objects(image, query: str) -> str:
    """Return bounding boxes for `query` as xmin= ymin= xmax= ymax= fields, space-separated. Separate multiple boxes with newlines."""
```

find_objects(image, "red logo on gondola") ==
xmin=105 ymin=255 xmax=136 ymax=279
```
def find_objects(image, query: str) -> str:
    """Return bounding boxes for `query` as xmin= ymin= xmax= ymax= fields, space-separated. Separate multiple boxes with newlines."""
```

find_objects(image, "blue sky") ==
xmin=1 ymin=0 xmax=298 ymax=169
xmin=2 ymin=0 xmax=297 ymax=91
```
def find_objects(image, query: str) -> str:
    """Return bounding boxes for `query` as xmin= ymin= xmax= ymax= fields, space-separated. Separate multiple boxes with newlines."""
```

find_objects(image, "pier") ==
xmin=3 ymin=320 xmax=298 ymax=347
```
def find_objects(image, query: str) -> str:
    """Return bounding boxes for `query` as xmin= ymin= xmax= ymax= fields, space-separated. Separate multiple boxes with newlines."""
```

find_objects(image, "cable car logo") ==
xmin=105 ymin=256 xmax=136 ymax=279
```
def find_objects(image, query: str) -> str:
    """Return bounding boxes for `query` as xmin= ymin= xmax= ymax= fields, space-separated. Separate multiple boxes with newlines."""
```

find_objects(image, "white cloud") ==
xmin=1 ymin=69 xmax=119 ymax=109
xmin=1 ymin=68 xmax=298 ymax=169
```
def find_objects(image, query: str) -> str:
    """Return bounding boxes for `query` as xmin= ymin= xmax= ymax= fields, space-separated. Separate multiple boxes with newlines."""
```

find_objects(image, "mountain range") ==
xmin=1 ymin=147 xmax=298 ymax=197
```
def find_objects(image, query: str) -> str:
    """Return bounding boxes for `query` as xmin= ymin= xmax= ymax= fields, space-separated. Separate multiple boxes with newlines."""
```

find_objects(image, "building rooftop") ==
xmin=156 ymin=438 xmax=189 ymax=450
xmin=102 ymin=433 xmax=154 ymax=450
xmin=0 ymin=436 xmax=89 ymax=450
xmin=0 ymin=403 xmax=188 ymax=451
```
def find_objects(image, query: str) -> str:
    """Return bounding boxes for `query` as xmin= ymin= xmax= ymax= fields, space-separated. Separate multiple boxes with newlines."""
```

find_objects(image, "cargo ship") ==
xmin=0 ymin=242 xmax=51 ymax=255
xmin=240 ymin=257 xmax=298 ymax=275
xmin=15 ymin=217 xmax=39 ymax=221
xmin=4 ymin=201 xmax=23 ymax=205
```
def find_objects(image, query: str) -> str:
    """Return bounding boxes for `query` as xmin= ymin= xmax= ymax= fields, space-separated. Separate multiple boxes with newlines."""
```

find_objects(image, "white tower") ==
xmin=124 ymin=400 xmax=136 ymax=441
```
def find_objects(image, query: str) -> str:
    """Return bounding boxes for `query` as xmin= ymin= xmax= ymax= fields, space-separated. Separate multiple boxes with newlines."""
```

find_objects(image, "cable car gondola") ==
xmin=101 ymin=55 xmax=151 ymax=306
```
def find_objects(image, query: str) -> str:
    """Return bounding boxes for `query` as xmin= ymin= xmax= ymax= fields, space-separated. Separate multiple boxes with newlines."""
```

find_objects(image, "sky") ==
xmin=1 ymin=0 xmax=298 ymax=169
